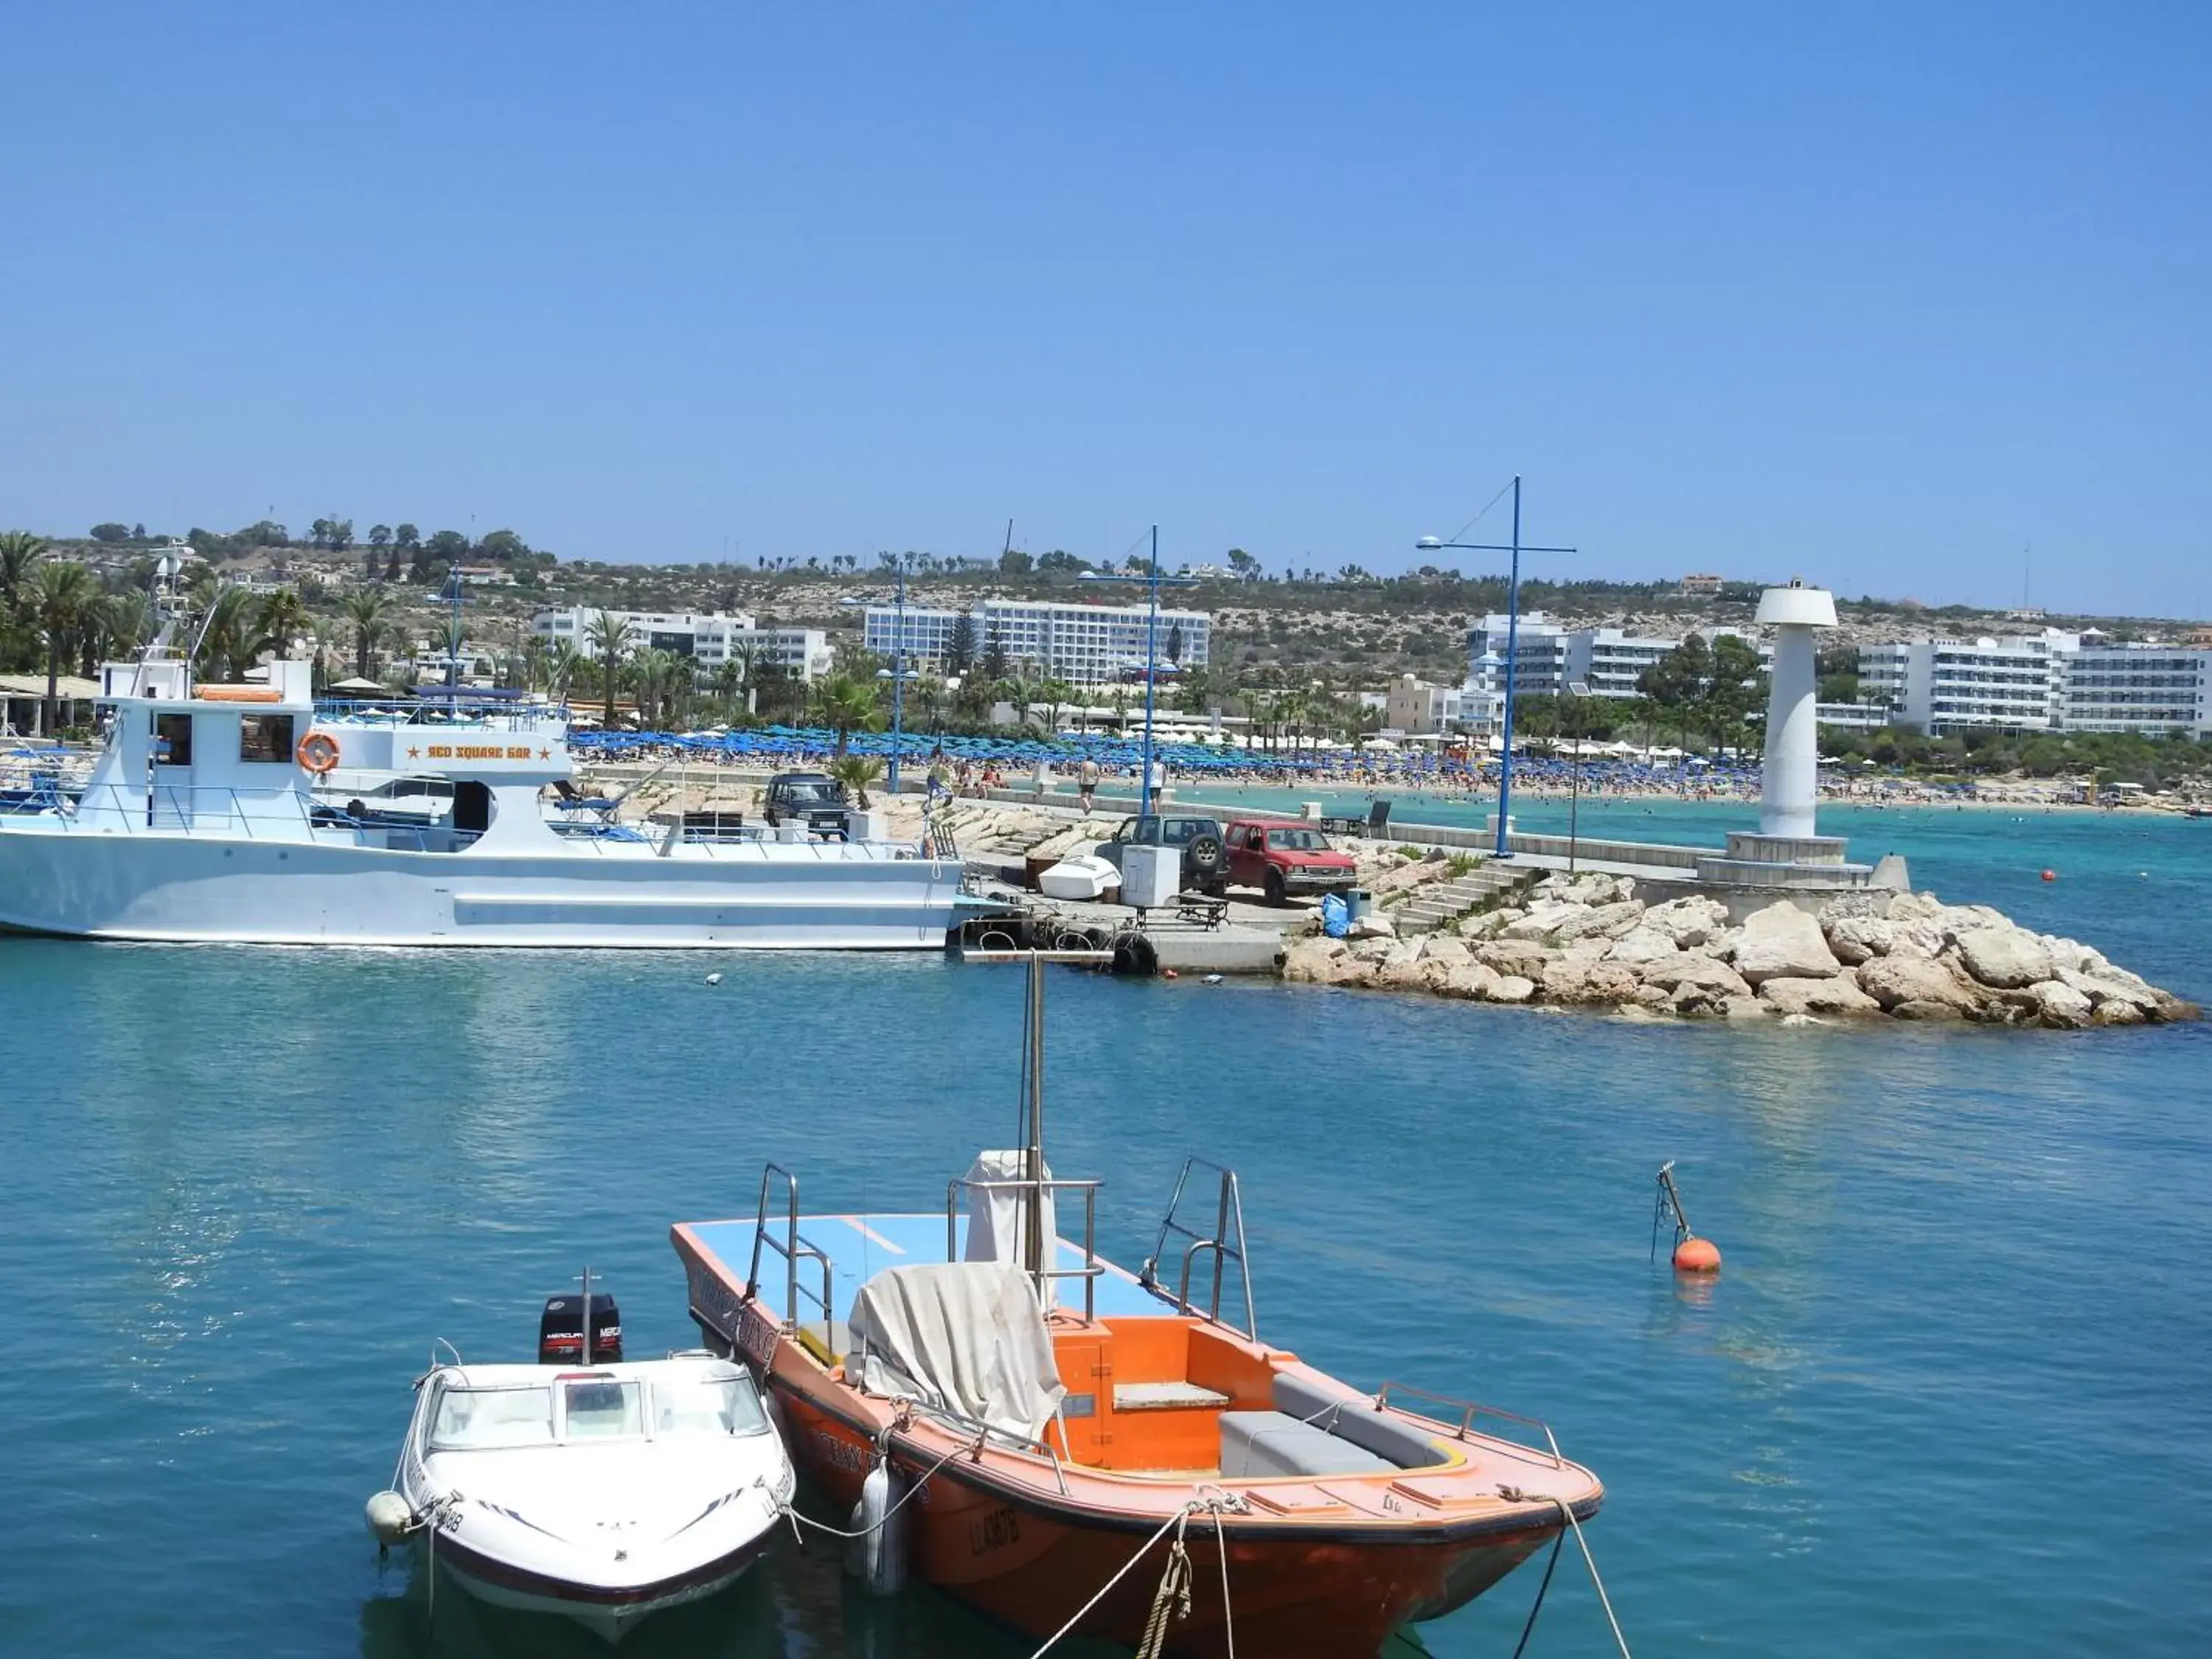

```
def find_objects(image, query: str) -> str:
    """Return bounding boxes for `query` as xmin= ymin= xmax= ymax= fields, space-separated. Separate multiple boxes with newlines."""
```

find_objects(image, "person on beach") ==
xmin=1146 ymin=756 xmax=1166 ymax=812
xmin=1078 ymin=755 xmax=1099 ymax=812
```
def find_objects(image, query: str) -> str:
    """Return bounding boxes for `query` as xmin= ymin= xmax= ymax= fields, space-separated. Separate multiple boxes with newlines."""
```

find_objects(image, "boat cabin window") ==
xmin=653 ymin=1373 xmax=771 ymax=1437
xmin=430 ymin=1385 xmax=554 ymax=1449
xmin=238 ymin=714 xmax=296 ymax=763
xmin=561 ymin=1377 xmax=643 ymax=1438
xmin=152 ymin=712 xmax=192 ymax=766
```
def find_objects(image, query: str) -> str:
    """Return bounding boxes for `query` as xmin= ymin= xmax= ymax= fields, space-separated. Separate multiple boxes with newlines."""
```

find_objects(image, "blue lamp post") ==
xmin=1417 ymin=476 xmax=1576 ymax=858
xmin=1079 ymin=526 xmax=1198 ymax=824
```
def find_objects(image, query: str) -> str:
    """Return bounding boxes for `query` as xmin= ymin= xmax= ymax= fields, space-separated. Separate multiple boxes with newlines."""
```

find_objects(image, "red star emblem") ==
xmin=407 ymin=745 xmax=420 ymax=758
xmin=538 ymin=748 xmax=551 ymax=759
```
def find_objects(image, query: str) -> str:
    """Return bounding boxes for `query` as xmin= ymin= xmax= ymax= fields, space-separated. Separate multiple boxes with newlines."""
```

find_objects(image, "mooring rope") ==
xmin=773 ymin=1433 xmax=973 ymax=1540
xmin=1500 ymin=1487 xmax=1633 ymax=1659
xmin=1024 ymin=1492 xmax=1243 ymax=1659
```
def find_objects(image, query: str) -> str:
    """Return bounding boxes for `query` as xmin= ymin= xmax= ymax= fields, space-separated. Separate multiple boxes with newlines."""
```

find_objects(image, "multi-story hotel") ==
xmin=530 ymin=608 xmax=832 ymax=681
xmin=863 ymin=599 xmax=1211 ymax=686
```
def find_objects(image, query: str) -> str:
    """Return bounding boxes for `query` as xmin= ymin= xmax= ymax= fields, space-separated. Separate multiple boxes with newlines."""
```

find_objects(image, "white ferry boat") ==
xmin=0 ymin=658 xmax=964 ymax=947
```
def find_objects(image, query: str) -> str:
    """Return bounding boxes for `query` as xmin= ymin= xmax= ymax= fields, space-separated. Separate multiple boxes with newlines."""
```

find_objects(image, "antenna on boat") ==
xmin=961 ymin=945 xmax=1113 ymax=1303
xmin=580 ymin=1265 xmax=594 ymax=1366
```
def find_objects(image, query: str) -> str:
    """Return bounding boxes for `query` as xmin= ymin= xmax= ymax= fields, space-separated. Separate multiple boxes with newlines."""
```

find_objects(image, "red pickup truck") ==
xmin=1223 ymin=819 xmax=1360 ymax=906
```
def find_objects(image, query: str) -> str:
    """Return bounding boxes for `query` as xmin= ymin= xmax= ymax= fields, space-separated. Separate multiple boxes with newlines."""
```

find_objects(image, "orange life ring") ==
xmin=296 ymin=731 xmax=341 ymax=774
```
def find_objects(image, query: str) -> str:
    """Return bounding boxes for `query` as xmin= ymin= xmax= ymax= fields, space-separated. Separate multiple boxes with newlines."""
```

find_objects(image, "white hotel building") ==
xmin=863 ymin=599 xmax=1211 ymax=687
xmin=530 ymin=608 xmax=833 ymax=681
xmin=1860 ymin=630 xmax=2212 ymax=737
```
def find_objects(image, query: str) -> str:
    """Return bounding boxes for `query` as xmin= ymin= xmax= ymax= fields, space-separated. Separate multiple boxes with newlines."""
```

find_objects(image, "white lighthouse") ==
xmin=1692 ymin=579 xmax=1901 ymax=906
xmin=1755 ymin=580 xmax=1838 ymax=841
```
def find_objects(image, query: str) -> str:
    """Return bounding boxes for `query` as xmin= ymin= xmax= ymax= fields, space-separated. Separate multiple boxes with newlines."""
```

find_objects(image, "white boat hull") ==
xmin=420 ymin=1513 xmax=773 ymax=1642
xmin=0 ymin=830 xmax=963 ymax=947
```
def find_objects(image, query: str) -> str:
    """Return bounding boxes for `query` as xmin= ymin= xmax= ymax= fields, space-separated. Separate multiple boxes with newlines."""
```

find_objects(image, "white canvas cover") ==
xmin=961 ymin=1150 xmax=1057 ymax=1276
xmin=846 ymin=1262 xmax=1067 ymax=1442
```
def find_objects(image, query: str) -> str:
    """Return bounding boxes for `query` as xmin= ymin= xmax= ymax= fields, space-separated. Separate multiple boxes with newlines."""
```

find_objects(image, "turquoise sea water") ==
xmin=7 ymin=804 xmax=2210 ymax=1658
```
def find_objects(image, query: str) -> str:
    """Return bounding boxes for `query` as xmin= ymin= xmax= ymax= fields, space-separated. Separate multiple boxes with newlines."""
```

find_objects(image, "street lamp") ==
xmin=1416 ymin=475 xmax=1576 ymax=858
xmin=1080 ymin=528 xmax=1198 ymax=824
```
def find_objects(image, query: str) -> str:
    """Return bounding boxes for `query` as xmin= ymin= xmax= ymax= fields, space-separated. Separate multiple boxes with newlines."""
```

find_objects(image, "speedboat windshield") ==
xmin=432 ymin=1385 xmax=554 ymax=1449
xmin=653 ymin=1374 xmax=771 ymax=1437
xmin=563 ymin=1377 xmax=644 ymax=1437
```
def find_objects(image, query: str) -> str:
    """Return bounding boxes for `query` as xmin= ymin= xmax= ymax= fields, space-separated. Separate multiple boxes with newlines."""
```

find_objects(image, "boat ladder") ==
xmin=744 ymin=1162 xmax=836 ymax=1357
xmin=1139 ymin=1157 xmax=1259 ymax=1339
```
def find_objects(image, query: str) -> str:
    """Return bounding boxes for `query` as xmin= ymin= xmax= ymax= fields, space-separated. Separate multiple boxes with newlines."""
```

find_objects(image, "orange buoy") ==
xmin=1672 ymin=1236 xmax=1722 ymax=1273
xmin=2041 ymin=869 xmax=2056 ymax=882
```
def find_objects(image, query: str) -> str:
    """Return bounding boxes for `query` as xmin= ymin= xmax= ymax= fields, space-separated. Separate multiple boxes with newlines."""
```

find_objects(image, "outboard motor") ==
xmin=538 ymin=1289 xmax=622 ymax=1365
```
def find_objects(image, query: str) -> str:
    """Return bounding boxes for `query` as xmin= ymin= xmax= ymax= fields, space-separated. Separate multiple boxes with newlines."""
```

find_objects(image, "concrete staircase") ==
xmin=1391 ymin=864 xmax=1542 ymax=935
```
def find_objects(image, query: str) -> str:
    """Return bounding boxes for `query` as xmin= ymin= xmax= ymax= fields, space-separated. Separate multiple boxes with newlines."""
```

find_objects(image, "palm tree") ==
xmin=85 ymin=592 xmax=149 ymax=672
xmin=0 ymin=529 xmax=48 ymax=618
xmin=585 ymin=611 xmax=633 ymax=726
xmin=827 ymin=754 xmax=886 ymax=808
xmin=257 ymin=586 xmax=310 ymax=657
xmin=547 ymin=638 xmax=584 ymax=704
xmin=194 ymin=587 xmax=269 ymax=683
xmin=810 ymin=673 xmax=879 ymax=757
xmin=726 ymin=637 xmax=761 ymax=716
xmin=342 ymin=588 xmax=391 ymax=681
xmin=28 ymin=560 xmax=95 ymax=732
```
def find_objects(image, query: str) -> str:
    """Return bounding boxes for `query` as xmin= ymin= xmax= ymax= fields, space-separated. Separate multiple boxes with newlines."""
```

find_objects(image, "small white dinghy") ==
xmin=368 ymin=1279 xmax=794 ymax=1643
xmin=1036 ymin=852 xmax=1120 ymax=902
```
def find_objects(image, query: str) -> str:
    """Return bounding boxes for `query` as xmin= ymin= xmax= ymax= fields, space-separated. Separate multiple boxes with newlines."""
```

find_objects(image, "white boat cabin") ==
xmin=75 ymin=658 xmax=572 ymax=852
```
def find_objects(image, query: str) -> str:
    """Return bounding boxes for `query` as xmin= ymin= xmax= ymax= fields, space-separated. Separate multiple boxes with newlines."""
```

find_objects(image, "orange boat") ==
xmin=671 ymin=957 xmax=1604 ymax=1658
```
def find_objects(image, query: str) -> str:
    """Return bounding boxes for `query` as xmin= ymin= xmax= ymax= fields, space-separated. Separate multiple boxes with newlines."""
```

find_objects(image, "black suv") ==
xmin=762 ymin=772 xmax=851 ymax=837
xmin=1096 ymin=815 xmax=1228 ymax=897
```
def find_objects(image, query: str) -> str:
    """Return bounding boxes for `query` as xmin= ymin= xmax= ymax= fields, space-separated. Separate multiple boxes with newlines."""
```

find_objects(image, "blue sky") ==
xmin=3 ymin=3 xmax=2206 ymax=616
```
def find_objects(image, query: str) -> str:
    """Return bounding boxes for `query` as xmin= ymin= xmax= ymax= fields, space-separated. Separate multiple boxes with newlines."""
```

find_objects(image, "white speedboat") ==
xmin=371 ymin=1288 xmax=796 ymax=1642
xmin=0 ymin=655 xmax=964 ymax=947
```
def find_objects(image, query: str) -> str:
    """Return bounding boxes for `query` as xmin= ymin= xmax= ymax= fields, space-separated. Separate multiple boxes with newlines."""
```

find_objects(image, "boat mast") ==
xmin=1023 ymin=952 xmax=1046 ymax=1290
xmin=580 ymin=1264 xmax=594 ymax=1366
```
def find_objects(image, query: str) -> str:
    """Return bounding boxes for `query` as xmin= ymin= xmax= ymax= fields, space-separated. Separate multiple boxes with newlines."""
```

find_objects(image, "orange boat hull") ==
xmin=773 ymin=1366 xmax=1558 ymax=1658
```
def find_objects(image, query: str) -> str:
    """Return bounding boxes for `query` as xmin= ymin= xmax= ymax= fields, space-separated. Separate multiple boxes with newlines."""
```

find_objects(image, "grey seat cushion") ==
xmin=1270 ymin=1374 xmax=1450 ymax=1470
xmin=1219 ymin=1410 xmax=1397 ymax=1479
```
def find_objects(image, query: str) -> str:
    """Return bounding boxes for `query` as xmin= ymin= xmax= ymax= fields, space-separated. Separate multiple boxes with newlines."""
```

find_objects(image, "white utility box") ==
xmin=1119 ymin=843 xmax=1183 ymax=909
xmin=844 ymin=810 xmax=887 ymax=842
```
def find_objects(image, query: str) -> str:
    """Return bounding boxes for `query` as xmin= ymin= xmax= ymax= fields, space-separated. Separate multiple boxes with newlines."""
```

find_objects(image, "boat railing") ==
xmin=20 ymin=781 xmax=329 ymax=838
xmin=1372 ymin=1381 xmax=1565 ymax=1470
xmin=889 ymin=1395 xmax=1074 ymax=1497
xmin=1139 ymin=1157 xmax=1259 ymax=1340
xmin=744 ymin=1163 xmax=834 ymax=1338
xmin=943 ymin=1176 xmax=1105 ymax=1323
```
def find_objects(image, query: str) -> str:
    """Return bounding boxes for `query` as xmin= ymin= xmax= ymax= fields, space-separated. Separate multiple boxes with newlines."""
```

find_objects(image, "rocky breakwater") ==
xmin=1281 ymin=873 xmax=2198 ymax=1029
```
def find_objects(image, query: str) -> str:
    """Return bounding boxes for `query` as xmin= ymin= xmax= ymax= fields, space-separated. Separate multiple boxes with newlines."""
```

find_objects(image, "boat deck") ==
xmin=682 ymin=1211 xmax=1174 ymax=1331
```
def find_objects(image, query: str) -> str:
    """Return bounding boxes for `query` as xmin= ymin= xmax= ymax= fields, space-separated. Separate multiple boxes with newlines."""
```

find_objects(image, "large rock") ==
xmin=1641 ymin=956 xmax=1752 ymax=999
xmin=1733 ymin=902 xmax=1843 ymax=984
xmin=1503 ymin=902 xmax=1587 ymax=942
xmin=1855 ymin=949 xmax=1980 ymax=1012
xmin=2030 ymin=979 xmax=2093 ymax=1029
xmin=2092 ymin=998 xmax=2146 ymax=1026
xmin=1885 ymin=891 xmax=1947 ymax=923
xmin=1759 ymin=975 xmax=1882 ymax=1016
xmin=1825 ymin=916 xmax=1899 ymax=965
xmin=1954 ymin=928 xmax=2053 ymax=990
xmin=1417 ymin=935 xmax=1472 ymax=967
xmin=1523 ymin=900 xmax=1645 ymax=944
xmin=1891 ymin=998 xmax=1965 ymax=1021
xmin=1606 ymin=928 xmax=1681 ymax=967
xmin=1489 ymin=974 xmax=1537 ymax=1004
xmin=1348 ymin=913 xmax=1398 ymax=942
xmin=1476 ymin=940 xmax=1556 ymax=978
xmin=1641 ymin=896 xmax=1729 ymax=949
xmin=1459 ymin=907 xmax=1523 ymax=939
xmin=1435 ymin=961 xmax=1504 ymax=1001
xmin=1541 ymin=958 xmax=1641 ymax=1006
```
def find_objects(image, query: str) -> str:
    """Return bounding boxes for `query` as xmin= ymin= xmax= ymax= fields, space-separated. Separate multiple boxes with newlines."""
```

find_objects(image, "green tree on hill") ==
xmin=945 ymin=611 xmax=976 ymax=674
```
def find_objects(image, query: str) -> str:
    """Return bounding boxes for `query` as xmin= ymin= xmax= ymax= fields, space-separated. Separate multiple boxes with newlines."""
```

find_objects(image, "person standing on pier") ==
xmin=1146 ymin=756 xmax=1166 ymax=812
xmin=1078 ymin=755 xmax=1099 ymax=813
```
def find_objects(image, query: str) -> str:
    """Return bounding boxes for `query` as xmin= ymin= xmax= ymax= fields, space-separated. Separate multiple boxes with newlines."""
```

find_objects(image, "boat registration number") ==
xmin=968 ymin=1506 xmax=1021 ymax=1556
